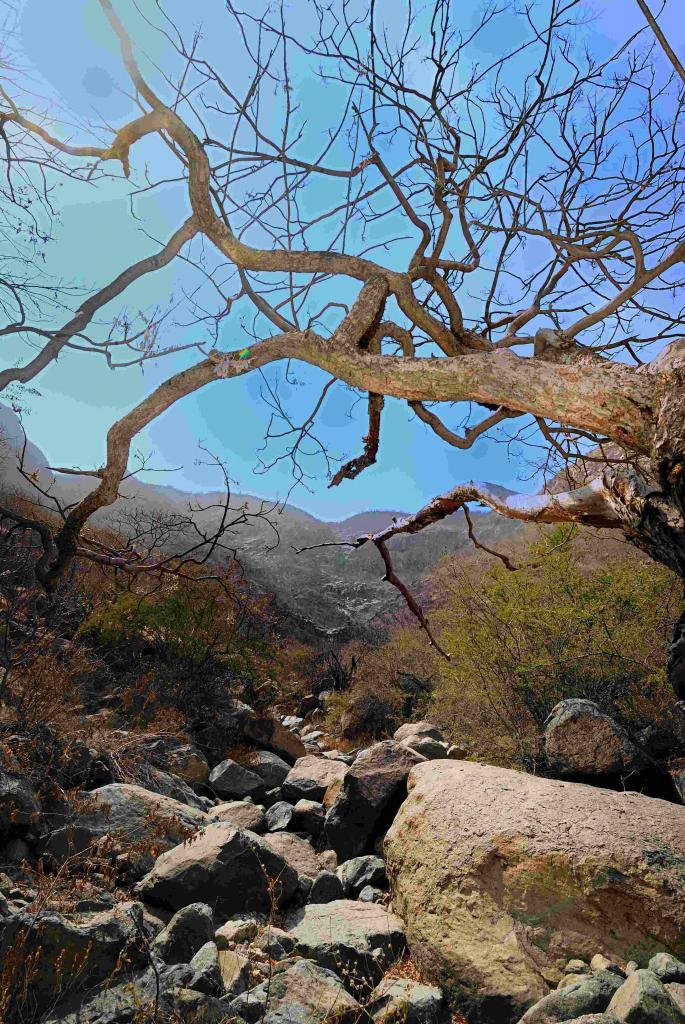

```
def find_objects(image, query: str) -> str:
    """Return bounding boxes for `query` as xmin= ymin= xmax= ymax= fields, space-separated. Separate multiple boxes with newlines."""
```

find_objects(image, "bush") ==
xmin=335 ymin=527 xmax=682 ymax=766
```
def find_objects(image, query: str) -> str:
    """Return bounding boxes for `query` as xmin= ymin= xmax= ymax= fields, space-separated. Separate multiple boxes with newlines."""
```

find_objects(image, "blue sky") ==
xmin=2 ymin=0 xmax=683 ymax=518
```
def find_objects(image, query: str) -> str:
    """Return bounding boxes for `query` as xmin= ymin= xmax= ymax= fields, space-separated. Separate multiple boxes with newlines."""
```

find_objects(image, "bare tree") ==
xmin=1 ymin=0 xmax=685 ymax=693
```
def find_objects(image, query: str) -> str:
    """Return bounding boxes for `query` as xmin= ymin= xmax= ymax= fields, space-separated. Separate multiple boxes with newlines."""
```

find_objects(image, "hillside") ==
xmin=0 ymin=403 xmax=529 ymax=637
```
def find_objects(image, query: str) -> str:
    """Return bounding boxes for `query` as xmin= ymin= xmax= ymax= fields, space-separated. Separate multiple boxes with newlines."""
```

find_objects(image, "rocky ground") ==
xmin=1 ymin=694 xmax=684 ymax=1024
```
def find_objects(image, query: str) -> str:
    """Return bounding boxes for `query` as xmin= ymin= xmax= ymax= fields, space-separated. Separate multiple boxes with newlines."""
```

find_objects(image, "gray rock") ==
xmin=208 ymin=758 xmax=266 ymax=802
xmin=45 ymin=783 xmax=206 ymax=858
xmin=150 ymin=902 xmax=214 ymax=964
xmin=136 ymin=765 xmax=207 ymax=810
xmin=207 ymin=800 xmax=266 ymax=833
xmin=308 ymin=869 xmax=344 ymax=904
xmin=325 ymin=741 xmax=425 ymax=860
xmin=520 ymin=972 xmax=624 ymax=1024
xmin=649 ymin=954 xmax=685 ymax=985
xmin=339 ymin=854 xmax=387 ymax=896
xmin=359 ymin=885 xmax=385 ymax=903
xmin=394 ymin=721 xmax=444 ymax=743
xmin=0 ymin=768 xmax=40 ymax=837
xmin=188 ymin=940 xmax=223 ymax=996
xmin=228 ymin=956 xmax=362 ymax=1024
xmin=544 ymin=700 xmax=647 ymax=777
xmin=135 ymin=823 xmax=298 ymax=919
xmin=286 ymin=899 xmax=406 ymax=990
xmin=401 ymin=736 xmax=450 ymax=760
xmin=607 ymin=969 xmax=684 ymax=1023
xmin=369 ymin=977 xmax=448 ymax=1024
xmin=282 ymin=754 xmax=349 ymax=803
xmin=0 ymin=902 xmax=152 ymax=1015
xmin=292 ymin=798 xmax=325 ymax=834
xmin=248 ymin=750 xmax=292 ymax=789
xmin=265 ymin=800 xmax=294 ymax=831
xmin=556 ymin=1017 xmax=620 ymax=1024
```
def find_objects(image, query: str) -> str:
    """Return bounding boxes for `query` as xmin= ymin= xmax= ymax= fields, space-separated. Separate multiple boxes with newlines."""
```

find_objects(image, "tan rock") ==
xmin=385 ymin=760 xmax=685 ymax=1023
xmin=260 ymin=831 xmax=325 ymax=880
xmin=282 ymin=754 xmax=348 ymax=803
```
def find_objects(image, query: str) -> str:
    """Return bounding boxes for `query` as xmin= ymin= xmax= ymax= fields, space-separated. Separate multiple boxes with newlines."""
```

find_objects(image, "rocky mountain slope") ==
xmin=0 ymin=403 xmax=528 ymax=637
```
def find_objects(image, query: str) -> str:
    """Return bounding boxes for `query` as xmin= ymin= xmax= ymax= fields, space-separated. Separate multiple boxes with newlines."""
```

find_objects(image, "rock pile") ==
xmin=2 ymin=699 xmax=684 ymax=1024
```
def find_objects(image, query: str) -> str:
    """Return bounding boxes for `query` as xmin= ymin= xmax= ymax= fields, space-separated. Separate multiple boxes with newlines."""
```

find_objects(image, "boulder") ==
xmin=135 ymin=823 xmax=298 ymax=918
xmin=339 ymin=854 xmax=387 ymax=896
xmin=45 ymin=783 xmax=206 ymax=858
xmin=649 ymin=954 xmax=685 ymax=985
xmin=0 ymin=768 xmax=40 ymax=837
xmin=282 ymin=754 xmax=349 ymax=803
xmin=309 ymin=870 xmax=344 ymax=904
xmin=667 ymin=985 xmax=685 ymax=1016
xmin=208 ymin=758 xmax=266 ymax=802
xmin=0 ymin=901 xmax=152 ymax=1015
xmin=227 ymin=957 xmax=362 ymax=1024
xmin=519 ymin=973 xmax=623 ymax=1024
xmin=136 ymin=765 xmax=207 ymax=810
xmin=165 ymin=743 xmax=210 ymax=788
xmin=207 ymin=801 xmax=266 ymax=833
xmin=214 ymin=913 xmax=265 ymax=947
xmin=265 ymin=800 xmax=294 ymax=832
xmin=243 ymin=714 xmax=306 ymax=765
xmin=188 ymin=940 xmax=224 ymax=996
xmin=248 ymin=751 xmax=291 ymax=789
xmin=544 ymin=700 xmax=647 ymax=778
xmin=607 ymin=969 xmax=684 ymax=1023
xmin=369 ymin=977 xmax=448 ymax=1024
xmin=150 ymin=902 xmax=214 ymax=964
xmin=394 ymin=722 xmax=444 ymax=743
xmin=385 ymin=760 xmax=685 ymax=1024
xmin=293 ymin=798 xmax=325 ymax=834
xmin=261 ymin=831 xmax=326 ymax=881
xmin=325 ymin=741 xmax=425 ymax=860
xmin=359 ymin=886 xmax=385 ymax=903
xmin=218 ymin=948 xmax=251 ymax=996
xmin=286 ymin=899 xmax=406 ymax=991
xmin=401 ymin=736 xmax=450 ymax=760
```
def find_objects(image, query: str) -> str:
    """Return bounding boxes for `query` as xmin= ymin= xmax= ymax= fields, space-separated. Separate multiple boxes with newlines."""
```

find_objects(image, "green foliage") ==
xmin=333 ymin=527 xmax=681 ymax=765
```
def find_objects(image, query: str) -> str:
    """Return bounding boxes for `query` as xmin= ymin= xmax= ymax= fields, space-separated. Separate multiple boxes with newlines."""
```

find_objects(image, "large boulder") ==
xmin=45 ymin=783 xmax=206 ymax=858
xmin=135 ymin=823 xmax=297 ymax=918
xmin=519 ymin=972 xmax=623 ymax=1024
xmin=544 ymin=700 xmax=647 ymax=778
xmin=0 ymin=901 xmax=152 ymax=1015
xmin=385 ymin=760 xmax=685 ymax=1024
xmin=325 ymin=741 xmax=425 ymax=860
xmin=227 ymin=957 xmax=362 ymax=1024
xmin=0 ymin=768 xmax=40 ymax=837
xmin=607 ymin=969 xmax=685 ymax=1023
xmin=286 ymin=899 xmax=406 ymax=991
xmin=282 ymin=754 xmax=349 ymax=803
xmin=208 ymin=758 xmax=266 ymax=802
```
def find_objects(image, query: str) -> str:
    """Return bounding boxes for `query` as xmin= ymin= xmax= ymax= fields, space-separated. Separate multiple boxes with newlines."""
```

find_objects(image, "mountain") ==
xmin=0 ymin=403 xmax=529 ymax=637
